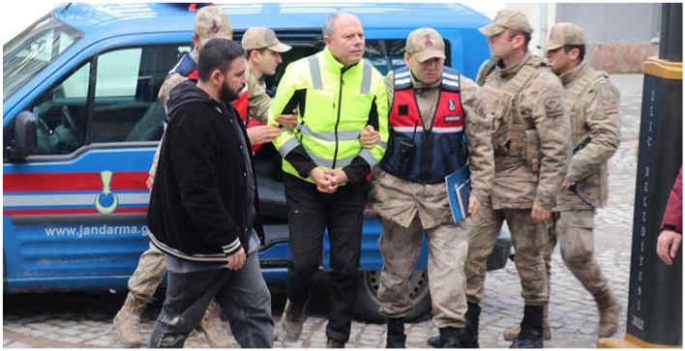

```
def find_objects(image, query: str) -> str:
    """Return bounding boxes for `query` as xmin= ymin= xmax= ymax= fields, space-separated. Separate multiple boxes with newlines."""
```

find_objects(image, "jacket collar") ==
xmin=559 ymin=61 xmax=589 ymax=86
xmin=410 ymin=71 xmax=442 ymax=90
xmin=496 ymin=52 xmax=533 ymax=78
xmin=322 ymin=47 xmax=361 ymax=73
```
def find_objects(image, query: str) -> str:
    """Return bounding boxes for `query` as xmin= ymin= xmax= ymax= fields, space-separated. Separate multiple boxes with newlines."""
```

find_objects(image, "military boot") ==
xmin=427 ymin=302 xmax=480 ymax=348
xmin=326 ymin=339 xmax=345 ymax=348
xmin=435 ymin=327 xmax=463 ymax=348
xmin=460 ymin=302 xmax=481 ymax=348
xmin=113 ymin=293 xmax=147 ymax=347
xmin=510 ymin=305 xmax=544 ymax=348
xmin=386 ymin=318 xmax=406 ymax=348
xmin=595 ymin=290 xmax=619 ymax=337
xmin=279 ymin=299 xmax=306 ymax=341
xmin=503 ymin=304 xmax=550 ymax=341
xmin=197 ymin=300 xmax=231 ymax=348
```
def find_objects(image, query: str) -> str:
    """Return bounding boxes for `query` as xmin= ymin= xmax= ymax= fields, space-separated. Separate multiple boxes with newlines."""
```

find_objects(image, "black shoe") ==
xmin=460 ymin=302 xmax=481 ymax=348
xmin=386 ymin=318 xmax=406 ymax=348
xmin=428 ymin=329 xmax=470 ymax=349
xmin=440 ymin=327 xmax=463 ymax=348
xmin=428 ymin=302 xmax=481 ymax=348
xmin=427 ymin=327 xmax=462 ymax=348
xmin=509 ymin=326 xmax=543 ymax=348
xmin=427 ymin=335 xmax=442 ymax=348
xmin=326 ymin=339 xmax=345 ymax=348
xmin=387 ymin=334 xmax=406 ymax=348
xmin=510 ymin=305 xmax=544 ymax=348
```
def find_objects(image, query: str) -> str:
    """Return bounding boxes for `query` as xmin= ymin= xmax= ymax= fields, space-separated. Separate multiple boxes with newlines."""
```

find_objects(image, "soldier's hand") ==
xmin=468 ymin=195 xmax=481 ymax=217
xmin=276 ymin=110 xmax=298 ymax=130
xmin=360 ymin=125 xmax=380 ymax=149
xmin=310 ymin=167 xmax=336 ymax=193
xmin=247 ymin=125 xmax=282 ymax=146
xmin=657 ymin=230 xmax=682 ymax=265
xmin=146 ymin=175 xmax=154 ymax=191
xmin=227 ymin=247 xmax=246 ymax=270
xmin=530 ymin=205 xmax=551 ymax=224
xmin=561 ymin=180 xmax=573 ymax=191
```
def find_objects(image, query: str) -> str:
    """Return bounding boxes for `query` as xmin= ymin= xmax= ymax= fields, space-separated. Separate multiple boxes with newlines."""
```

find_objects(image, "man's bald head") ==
xmin=323 ymin=12 xmax=365 ymax=66
xmin=323 ymin=12 xmax=360 ymax=37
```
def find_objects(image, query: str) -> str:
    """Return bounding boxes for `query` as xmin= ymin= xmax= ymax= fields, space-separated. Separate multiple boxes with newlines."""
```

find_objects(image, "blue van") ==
xmin=3 ymin=2 xmax=510 ymax=322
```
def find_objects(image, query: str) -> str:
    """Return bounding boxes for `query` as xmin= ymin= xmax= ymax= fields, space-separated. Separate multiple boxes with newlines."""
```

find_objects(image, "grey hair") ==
xmin=322 ymin=11 xmax=355 ymax=37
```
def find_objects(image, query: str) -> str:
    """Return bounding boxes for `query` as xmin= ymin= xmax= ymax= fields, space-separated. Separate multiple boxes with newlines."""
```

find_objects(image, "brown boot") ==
xmin=198 ymin=300 xmax=231 ymax=348
xmin=113 ymin=293 xmax=147 ymax=347
xmin=595 ymin=290 xmax=619 ymax=337
xmin=184 ymin=329 xmax=204 ymax=348
xmin=279 ymin=299 xmax=306 ymax=342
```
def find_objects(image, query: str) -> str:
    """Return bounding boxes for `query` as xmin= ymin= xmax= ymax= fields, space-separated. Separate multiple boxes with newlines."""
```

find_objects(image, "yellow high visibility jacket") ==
xmin=268 ymin=47 xmax=389 ymax=183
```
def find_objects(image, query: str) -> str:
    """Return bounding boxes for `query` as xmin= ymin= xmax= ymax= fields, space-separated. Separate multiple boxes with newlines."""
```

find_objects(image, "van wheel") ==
xmin=354 ymin=270 xmax=432 ymax=323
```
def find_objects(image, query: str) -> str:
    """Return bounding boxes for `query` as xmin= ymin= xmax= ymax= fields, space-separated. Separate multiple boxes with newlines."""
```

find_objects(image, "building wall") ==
xmin=509 ymin=3 xmax=662 ymax=73
xmin=555 ymin=3 xmax=660 ymax=42
xmin=556 ymin=3 xmax=661 ymax=73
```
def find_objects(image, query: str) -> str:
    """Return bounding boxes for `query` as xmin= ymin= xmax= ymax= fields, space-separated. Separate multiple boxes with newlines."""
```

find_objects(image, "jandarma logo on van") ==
xmin=95 ymin=170 xmax=119 ymax=215
xmin=44 ymin=224 xmax=149 ymax=238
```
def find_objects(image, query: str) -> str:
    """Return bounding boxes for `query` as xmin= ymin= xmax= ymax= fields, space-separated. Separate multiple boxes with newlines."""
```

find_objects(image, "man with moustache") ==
xmin=114 ymin=7 xmax=294 ymax=347
xmin=146 ymin=39 xmax=273 ymax=348
xmin=268 ymin=11 xmax=389 ymax=348
xmin=370 ymin=28 xmax=494 ymax=348
xmin=114 ymin=6 xmax=240 ymax=347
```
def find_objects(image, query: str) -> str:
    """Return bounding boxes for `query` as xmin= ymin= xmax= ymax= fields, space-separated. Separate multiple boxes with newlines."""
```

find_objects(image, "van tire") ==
xmin=354 ymin=270 xmax=432 ymax=323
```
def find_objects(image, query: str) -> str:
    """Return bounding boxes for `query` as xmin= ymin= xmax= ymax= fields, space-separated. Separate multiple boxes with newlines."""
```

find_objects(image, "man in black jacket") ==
xmin=147 ymin=38 xmax=272 ymax=348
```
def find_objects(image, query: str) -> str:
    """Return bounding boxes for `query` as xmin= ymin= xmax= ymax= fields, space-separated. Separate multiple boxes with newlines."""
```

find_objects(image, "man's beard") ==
xmin=219 ymin=82 xmax=243 ymax=102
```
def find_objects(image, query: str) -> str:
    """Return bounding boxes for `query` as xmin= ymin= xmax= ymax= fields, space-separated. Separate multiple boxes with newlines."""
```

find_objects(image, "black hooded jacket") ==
xmin=147 ymin=80 xmax=264 ymax=262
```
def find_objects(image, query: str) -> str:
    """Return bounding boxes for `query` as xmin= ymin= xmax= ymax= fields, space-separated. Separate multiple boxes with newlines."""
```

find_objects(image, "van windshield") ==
xmin=3 ymin=14 xmax=82 ymax=100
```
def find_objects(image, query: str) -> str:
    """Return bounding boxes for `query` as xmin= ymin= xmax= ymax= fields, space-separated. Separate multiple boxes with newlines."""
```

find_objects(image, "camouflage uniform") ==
xmin=372 ymin=70 xmax=493 ymax=329
xmin=465 ymin=52 xmax=570 ymax=307
xmin=126 ymin=65 xmax=188 ymax=300
xmin=544 ymin=23 xmax=621 ymax=338
xmin=546 ymin=61 xmax=620 ymax=297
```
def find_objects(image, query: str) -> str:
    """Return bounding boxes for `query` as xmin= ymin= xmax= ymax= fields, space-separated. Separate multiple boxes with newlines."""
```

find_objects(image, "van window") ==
xmin=3 ymin=15 xmax=82 ymax=100
xmin=365 ymin=39 xmax=452 ymax=75
xmin=33 ymin=62 xmax=90 ymax=155
xmin=95 ymin=48 xmax=142 ymax=97
xmin=92 ymin=45 xmax=189 ymax=143
xmin=30 ymin=44 xmax=191 ymax=155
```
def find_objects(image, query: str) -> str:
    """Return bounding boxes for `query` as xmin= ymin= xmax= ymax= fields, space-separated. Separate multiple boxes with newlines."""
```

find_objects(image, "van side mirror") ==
xmin=6 ymin=111 xmax=37 ymax=160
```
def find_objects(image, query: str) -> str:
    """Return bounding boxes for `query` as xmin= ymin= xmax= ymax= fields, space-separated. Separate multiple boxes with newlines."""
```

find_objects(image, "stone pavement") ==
xmin=3 ymin=74 xmax=644 ymax=348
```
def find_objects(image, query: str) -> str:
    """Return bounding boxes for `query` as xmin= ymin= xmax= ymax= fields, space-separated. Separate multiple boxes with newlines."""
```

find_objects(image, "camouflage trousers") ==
xmin=377 ymin=215 xmax=470 ymax=328
xmin=127 ymin=242 xmax=167 ymax=302
xmin=544 ymin=210 xmax=609 ymax=297
xmin=465 ymin=203 xmax=549 ymax=306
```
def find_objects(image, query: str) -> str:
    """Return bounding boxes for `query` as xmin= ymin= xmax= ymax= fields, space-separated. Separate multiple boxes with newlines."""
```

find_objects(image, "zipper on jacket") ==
xmin=332 ymin=66 xmax=349 ymax=169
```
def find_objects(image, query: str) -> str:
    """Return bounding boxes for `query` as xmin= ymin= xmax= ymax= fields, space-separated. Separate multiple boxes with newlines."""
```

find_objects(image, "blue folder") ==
xmin=445 ymin=167 xmax=471 ymax=223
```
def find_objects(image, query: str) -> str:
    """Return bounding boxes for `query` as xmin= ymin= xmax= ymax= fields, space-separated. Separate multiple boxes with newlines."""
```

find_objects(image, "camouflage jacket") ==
xmin=554 ymin=62 xmax=620 ymax=211
xmin=370 ymin=70 xmax=494 ymax=229
xmin=245 ymin=65 xmax=271 ymax=123
xmin=478 ymin=53 xmax=570 ymax=210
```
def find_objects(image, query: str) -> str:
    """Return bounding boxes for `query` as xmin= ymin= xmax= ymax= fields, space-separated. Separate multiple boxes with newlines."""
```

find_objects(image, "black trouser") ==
xmin=284 ymin=174 xmax=367 ymax=344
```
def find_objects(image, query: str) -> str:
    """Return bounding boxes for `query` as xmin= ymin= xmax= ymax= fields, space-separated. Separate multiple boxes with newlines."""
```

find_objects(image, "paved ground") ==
xmin=3 ymin=74 xmax=643 ymax=348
